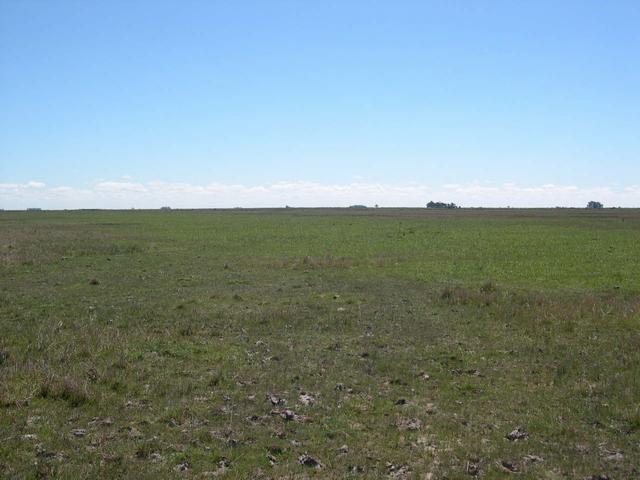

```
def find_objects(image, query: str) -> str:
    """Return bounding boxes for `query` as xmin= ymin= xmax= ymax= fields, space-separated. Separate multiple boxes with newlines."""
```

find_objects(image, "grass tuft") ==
xmin=37 ymin=374 xmax=90 ymax=407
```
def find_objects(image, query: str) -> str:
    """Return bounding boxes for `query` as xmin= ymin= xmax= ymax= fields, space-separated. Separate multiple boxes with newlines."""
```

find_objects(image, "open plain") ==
xmin=1 ymin=208 xmax=639 ymax=478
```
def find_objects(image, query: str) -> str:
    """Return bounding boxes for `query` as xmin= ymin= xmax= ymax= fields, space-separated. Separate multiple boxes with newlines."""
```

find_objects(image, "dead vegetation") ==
xmin=37 ymin=374 xmax=90 ymax=407
xmin=439 ymin=282 xmax=499 ymax=305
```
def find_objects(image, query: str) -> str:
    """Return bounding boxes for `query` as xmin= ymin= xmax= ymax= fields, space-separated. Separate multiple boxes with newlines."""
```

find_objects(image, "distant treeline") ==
xmin=426 ymin=201 xmax=459 ymax=209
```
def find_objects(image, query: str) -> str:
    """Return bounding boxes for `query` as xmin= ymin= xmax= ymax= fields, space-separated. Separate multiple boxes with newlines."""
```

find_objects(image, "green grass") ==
xmin=1 ymin=208 xmax=639 ymax=478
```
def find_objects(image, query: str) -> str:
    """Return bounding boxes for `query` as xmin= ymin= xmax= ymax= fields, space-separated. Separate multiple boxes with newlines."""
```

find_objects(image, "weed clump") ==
xmin=0 ymin=347 xmax=8 ymax=365
xmin=440 ymin=282 xmax=499 ymax=305
xmin=440 ymin=286 xmax=471 ymax=304
xmin=38 ymin=375 xmax=89 ymax=407
xmin=480 ymin=280 xmax=497 ymax=294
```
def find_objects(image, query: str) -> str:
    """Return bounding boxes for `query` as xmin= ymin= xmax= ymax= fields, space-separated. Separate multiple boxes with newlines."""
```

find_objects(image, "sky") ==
xmin=1 ymin=0 xmax=639 ymax=209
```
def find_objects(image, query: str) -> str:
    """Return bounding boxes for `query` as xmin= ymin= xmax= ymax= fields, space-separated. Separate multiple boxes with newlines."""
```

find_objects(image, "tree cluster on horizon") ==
xmin=426 ymin=201 xmax=459 ymax=209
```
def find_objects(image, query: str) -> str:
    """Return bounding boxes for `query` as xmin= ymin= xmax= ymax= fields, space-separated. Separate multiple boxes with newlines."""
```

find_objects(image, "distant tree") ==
xmin=587 ymin=201 xmax=604 ymax=209
xmin=426 ymin=201 xmax=459 ymax=209
xmin=348 ymin=204 xmax=367 ymax=209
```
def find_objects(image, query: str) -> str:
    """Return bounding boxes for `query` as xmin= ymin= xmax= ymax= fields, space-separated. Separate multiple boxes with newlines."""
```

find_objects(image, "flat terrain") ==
xmin=1 ymin=208 xmax=639 ymax=479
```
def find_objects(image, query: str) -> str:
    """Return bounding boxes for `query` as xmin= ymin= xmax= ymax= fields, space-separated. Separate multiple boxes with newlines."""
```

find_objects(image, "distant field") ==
xmin=1 ymin=208 xmax=639 ymax=478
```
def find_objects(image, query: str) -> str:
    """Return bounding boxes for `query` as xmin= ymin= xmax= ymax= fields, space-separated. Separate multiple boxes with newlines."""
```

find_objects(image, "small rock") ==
xmin=173 ymin=460 xmax=190 ymax=472
xmin=299 ymin=393 xmax=315 ymax=406
xmin=246 ymin=415 xmax=264 ymax=424
xmin=335 ymin=383 xmax=345 ymax=391
xmin=35 ymin=444 xmax=56 ymax=458
xmin=298 ymin=453 xmax=323 ymax=469
xmin=425 ymin=403 xmax=437 ymax=414
xmin=150 ymin=453 xmax=164 ymax=463
xmin=88 ymin=416 xmax=113 ymax=427
xmin=523 ymin=454 xmax=544 ymax=463
xmin=397 ymin=417 xmax=422 ymax=431
xmin=270 ymin=408 xmax=310 ymax=423
xmin=21 ymin=434 xmax=38 ymax=441
xmin=124 ymin=399 xmax=142 ymax=409
xmin=419 ymin=372 xmax=431 ymax=380
xmin=601 ymin=448 xmax=623 ymax=462
xmin=499 ymin=460 xmax=520 ymax=473
xmin=71 ymin=429 xmax=87 ymax=437
xmin=452 ymin=368 xmax=482 ymax=376
xmin=86 ymin=367 xmax=99 ymax=381
xmin=213 ymin=458 xmax=230 ymax=475
xmin=338 ymin=444 xmax=349 ymax=454
xmin=465 ymin=461 xmax=480 ymax=476
xmin=279 ymin=409 xmax=295 ymax=421
xmin=386 ymin=462 xmax=411 ymax=478
xmin=267 ymin=393 xmax=285 ymax=406
xmin=506 ymin=426 xmax=529 ymax=441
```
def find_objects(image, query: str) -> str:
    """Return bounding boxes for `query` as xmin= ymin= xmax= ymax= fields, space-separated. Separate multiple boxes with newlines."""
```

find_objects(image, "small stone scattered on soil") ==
xmin=299 ymin=393 xmax=315 ymax=406
xmin=523 ymin=454 xmax=544 ymax=463
xmin=506 ymin=426 xmax=529 ymax=441
xmin=465 ymin=461 xmax=480 ymax=476
xmin=267 ymin=393 xmax=285 ymax=406
xmin=499 ymin=460 xmax=520 ymax=473
xmin=397 ymin=417 xmax=422 ymax=431
xmin=298 ymin=453 xmax=323 ymax=469
xmin=173 ymin=460 xmax=190 ymax=472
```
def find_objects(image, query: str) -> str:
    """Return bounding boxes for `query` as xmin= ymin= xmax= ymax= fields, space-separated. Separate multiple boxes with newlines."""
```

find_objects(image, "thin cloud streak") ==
xmin=0 ymin=180 xmax=639 ymax=210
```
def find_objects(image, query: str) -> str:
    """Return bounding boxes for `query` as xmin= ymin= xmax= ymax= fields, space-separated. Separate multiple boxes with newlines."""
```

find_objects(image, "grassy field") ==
xmin=1 ymin=208 xmax=639 ymax=479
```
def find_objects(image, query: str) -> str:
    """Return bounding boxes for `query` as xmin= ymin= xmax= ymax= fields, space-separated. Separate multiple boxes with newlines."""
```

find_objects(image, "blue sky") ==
xmin=1 ymin=1 xmax=639 ymax=208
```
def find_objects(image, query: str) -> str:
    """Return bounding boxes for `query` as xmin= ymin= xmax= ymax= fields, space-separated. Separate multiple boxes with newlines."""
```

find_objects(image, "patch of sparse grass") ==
xmin=1 ymin=208 xmax=639 ymax=478
xmin=37 ymin=374 xmax=90 ymax=407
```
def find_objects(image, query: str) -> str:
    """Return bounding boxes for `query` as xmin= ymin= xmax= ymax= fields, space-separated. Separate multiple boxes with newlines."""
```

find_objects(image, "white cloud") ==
xmin=94 ymin=181 xmax=147 ymax=193
xmin=0 ymin=181 xmax=46 ymax=192
xmin=0 ymin=179 xmax=639 ymax=210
